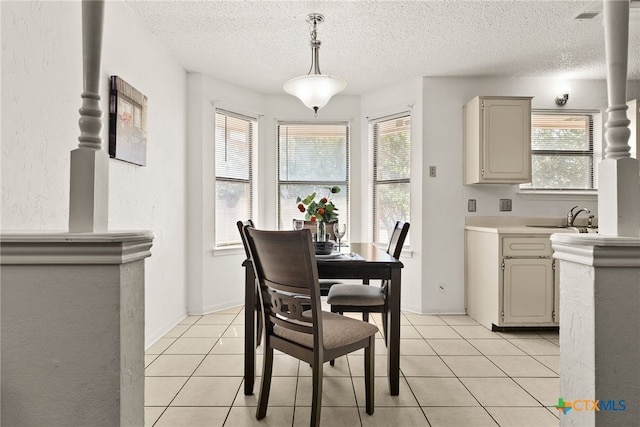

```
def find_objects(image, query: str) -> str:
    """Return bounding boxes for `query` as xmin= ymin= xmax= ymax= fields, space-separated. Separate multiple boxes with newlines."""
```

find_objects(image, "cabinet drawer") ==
xmin=502 ymin=237 xmax=551 ymax=257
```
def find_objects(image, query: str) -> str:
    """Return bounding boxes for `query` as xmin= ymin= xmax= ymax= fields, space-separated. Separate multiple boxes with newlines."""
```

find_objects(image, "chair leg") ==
xmin=329 ymin=306 xmax=339 ymax=366
xmin=382 ymin=307 xmax=388 ymax=345
xmin=364 ymin=336 xmax=375 ymax=415
xmin=256 ymin=306 xmax=263 ymax=347
xmin=256 ymin=346 xmax=274 ymax=420
xmin=362 ymin=312 xmax=369 ymax=323
xmin=311 ymin=353 xmax=323 ymax=427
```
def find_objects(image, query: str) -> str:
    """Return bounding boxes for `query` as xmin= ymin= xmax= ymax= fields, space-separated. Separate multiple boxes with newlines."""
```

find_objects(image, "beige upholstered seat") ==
xmin=325 ymin=284 xmax=386 ymax=306
xmin=243 ymin=226 xmax=378 ymax=427
xmin=327 ymin=221 xmax=410 ymax=341
xmin=275 ymin=311 xmax=378 ymax=350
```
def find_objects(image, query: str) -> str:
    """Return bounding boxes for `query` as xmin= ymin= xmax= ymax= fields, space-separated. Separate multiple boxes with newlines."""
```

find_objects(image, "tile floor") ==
xmin=145 ymin=303 xmax=560 ymax=426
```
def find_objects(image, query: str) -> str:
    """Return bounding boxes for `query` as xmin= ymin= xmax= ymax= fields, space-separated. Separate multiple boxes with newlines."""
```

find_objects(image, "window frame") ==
xmin=520 ymin=109 xmax=602 ymax=193
xmin=214 ymin=108 xmax=256 ymax=248
xmin=276 ymin=121 xmax=350 ymax=231
xmin=371 ymin=112 xmax=411 ymax=245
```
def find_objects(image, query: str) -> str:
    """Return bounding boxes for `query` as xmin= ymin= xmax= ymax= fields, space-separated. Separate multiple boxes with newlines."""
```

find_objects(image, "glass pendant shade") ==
xmin=283 ymin=74 xmax=347 ymax=114
xmin=283 ymin=13 xmax=346 ymax=115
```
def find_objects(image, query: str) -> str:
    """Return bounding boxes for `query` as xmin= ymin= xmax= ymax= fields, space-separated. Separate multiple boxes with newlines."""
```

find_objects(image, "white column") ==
xmin=69 ymin=0 xmax=109 ymax=232
xmin=1 ymin=231 xmax=153 ymax=426
xmin=597 ymin=0 xmax=640 ymax=237
xmin=552 ymin=234 xmax=640 ymax=426
xmin=554 ymin=2 xmax=640 ymax=426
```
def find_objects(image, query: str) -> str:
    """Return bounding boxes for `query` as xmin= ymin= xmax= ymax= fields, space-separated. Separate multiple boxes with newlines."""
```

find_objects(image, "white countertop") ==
xmin=464 ymin=216 xmax=594 ymax=235
xmin=465 ymin=224 xmax=580 ymax=235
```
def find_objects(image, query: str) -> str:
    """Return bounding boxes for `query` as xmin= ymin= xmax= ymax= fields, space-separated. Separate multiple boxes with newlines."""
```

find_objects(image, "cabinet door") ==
xmin=503 ymin=258 xmax=554 ymax=324
xmin=482 ymin=98 xmax=531 ymax=182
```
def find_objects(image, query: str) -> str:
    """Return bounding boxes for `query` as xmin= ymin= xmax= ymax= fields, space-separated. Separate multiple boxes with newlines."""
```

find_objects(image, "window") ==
xmin=277 ymin=122 xmax=349 ymax=230
xmin=215 ymin=109 xmax=255 ymax=247
xmin=372 ymin=113 xmax=411 ymax=245
xmin=521 ymin=111 xmax=602 ymax=191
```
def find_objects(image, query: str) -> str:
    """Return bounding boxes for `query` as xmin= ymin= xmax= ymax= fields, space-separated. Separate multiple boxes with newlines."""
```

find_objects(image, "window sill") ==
xmin=517 ymin=190 xmax=598 ymax=201
xmin=212 ymin=245 xmax=245 ymax=257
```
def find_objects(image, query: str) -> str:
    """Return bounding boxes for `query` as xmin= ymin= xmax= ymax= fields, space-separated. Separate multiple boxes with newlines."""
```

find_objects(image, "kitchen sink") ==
xmin=526 ymin=225 xmax=571 ymax=228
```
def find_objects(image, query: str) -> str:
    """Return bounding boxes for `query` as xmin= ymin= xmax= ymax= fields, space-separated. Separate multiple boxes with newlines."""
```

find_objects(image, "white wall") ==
xmin=1 ymin=1 xmax=189 ymax=347
xmin=360 ymin=78 xmax=424 ymax=313
xmin=420 ymin=77 xmax=640 ymax=314
xmin=186 ymin=73 xmax=266 ymax=314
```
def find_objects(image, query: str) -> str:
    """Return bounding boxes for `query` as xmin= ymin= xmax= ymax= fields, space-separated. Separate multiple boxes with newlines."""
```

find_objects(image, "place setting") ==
xmin=314 ymin=224 xmax=364 ymax=261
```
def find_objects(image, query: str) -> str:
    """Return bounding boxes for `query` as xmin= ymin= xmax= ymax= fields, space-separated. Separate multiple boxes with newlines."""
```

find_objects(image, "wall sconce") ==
xmin=555 ymin=86 xmax=571 ymax=106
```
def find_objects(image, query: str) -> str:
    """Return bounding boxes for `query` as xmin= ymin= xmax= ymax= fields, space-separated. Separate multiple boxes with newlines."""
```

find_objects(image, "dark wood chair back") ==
xmin=236 ymin=219 xmax=255 ymax=258
xmin=386 ymin=221 xmax=410 ymax=259
xmin=244 ymin=227 xmax=323 ymax=348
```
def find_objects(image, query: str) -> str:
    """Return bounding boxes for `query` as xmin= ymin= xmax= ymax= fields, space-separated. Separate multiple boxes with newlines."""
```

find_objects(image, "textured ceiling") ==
xmin=125 ymin=0 xmax=640 ymax=95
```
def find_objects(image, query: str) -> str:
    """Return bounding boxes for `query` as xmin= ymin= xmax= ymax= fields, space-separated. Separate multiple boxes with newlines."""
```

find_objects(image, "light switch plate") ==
xmin=468 ymin=199 xmax=476 ymax=212
xmin=429 ymin=166 xmax=437 ymax=177
xmin=499 ymin=199 xmax=512 ymax=211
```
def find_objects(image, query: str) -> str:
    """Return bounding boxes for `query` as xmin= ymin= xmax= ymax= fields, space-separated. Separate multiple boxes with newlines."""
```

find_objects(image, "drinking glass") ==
xmin=334 ymin=223 xmax=347 ymax=249
xmin=293 ymin=219 xmax=305 ymax=231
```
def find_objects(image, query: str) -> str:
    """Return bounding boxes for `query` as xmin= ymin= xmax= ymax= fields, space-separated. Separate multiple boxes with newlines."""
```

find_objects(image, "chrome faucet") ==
xmin=567 ymin=206 xmax=591 ymax=227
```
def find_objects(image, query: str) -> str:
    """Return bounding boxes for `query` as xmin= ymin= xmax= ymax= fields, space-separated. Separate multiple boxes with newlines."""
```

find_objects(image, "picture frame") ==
xmin=109 ymin=76 xmax=147 ymax=166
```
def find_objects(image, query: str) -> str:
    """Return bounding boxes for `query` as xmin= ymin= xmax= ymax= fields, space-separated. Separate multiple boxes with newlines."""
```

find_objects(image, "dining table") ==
xmin=242 ymin=242 xmax=404 ymax=396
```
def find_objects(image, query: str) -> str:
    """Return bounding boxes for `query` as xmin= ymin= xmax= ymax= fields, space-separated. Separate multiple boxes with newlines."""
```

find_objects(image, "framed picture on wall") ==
xmin=109 ymin=76 xmax=148 ymax=166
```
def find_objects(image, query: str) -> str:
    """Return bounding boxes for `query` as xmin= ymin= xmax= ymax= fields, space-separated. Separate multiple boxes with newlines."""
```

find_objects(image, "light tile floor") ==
xmin=145 ymin=304 xmax=560 ymax=426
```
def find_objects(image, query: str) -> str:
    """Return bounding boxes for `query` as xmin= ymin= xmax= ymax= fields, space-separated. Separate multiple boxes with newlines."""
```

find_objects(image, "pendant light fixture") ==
xmin=283 ymin=13 xmax=347 ymax=116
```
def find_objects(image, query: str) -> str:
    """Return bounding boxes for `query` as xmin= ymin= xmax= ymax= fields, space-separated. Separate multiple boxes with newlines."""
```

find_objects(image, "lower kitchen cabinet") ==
xmin=503 ymin=258 xmax=554 ymax=324
xmin=465 ymin=229 xmax=559 ymax=329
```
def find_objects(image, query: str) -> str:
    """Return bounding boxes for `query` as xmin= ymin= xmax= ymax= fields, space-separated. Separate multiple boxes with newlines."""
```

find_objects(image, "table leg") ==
xmin=387 ymin=268 xmax=401 ymax=395
xmin=244 ymin=265 xmax=256 ymax=395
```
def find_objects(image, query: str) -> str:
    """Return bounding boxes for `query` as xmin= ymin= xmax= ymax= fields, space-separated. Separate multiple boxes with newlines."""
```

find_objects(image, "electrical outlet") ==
xmin=468 ymin=199 xmax=476 ymax=212
xmin=438 ymin=283 xmax=446 ymax=293
xmin=429 ymin=166 xmax=437 ymax=177
xmin=499 ymin=199 xmax=512 ymax=212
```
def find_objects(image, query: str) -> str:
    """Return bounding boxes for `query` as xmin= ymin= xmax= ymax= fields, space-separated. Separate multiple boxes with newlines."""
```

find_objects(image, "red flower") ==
xmin=321 ymin=197 xmax=328 ymax=203
xmin=310 ymin=216 xmax=317 ymax=222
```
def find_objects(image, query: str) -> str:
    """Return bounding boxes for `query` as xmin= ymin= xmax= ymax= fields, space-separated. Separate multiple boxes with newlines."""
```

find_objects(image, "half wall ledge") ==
xmin=1 ymin=230 xmax=154 ymax=426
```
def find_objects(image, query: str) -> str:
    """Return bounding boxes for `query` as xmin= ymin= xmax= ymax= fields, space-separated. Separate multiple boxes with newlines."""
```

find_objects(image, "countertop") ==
xmin=464 ymin=216 xmax=596 ymax=235
xmin=464 ymin=225 xmax=581 ymax=234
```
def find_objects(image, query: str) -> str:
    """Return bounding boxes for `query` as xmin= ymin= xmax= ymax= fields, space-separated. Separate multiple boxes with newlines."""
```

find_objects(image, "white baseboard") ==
xmin=200 ymin=299 xmax=245 ymax=316
xmin=145 ymin=311 xmax=187 ymax=350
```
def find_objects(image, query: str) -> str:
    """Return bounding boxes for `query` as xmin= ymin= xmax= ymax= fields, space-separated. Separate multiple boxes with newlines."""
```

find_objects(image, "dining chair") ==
xmin=301 ymin=220 xmax=341 ymax=296
xmin=236 ymin=219 xmax=262 ymax=346
xmin=326 ymin=221 xmax=410 ymax=342
xmin=243 ymin=227 xmax=378 ymax=427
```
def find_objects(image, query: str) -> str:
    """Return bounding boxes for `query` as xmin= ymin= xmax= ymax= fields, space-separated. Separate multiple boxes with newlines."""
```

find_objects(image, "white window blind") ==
xmin=215 ymin=109 xmax=254 ymax=247
xmin=277 ymin=122 xmax=349 ymax=230
xmin=372 ymin=113 xmax=411 ymax=245
xmin=521 ymin=111 xmax=601 ymax=191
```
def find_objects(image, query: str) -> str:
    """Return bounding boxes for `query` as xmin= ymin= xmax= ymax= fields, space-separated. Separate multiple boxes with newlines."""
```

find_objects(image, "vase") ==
xmin=316 ymin=220 xmax=327 ymax=242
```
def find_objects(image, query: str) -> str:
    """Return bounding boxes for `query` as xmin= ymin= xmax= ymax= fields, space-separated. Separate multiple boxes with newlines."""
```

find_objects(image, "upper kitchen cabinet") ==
xmin=463 ymin=96 xmax=533 ymax=184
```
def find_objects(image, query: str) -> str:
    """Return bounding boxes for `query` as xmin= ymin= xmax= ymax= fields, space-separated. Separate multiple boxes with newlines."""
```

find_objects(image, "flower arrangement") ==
xmin=296 ymin=186 xmax=340 ymax=223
